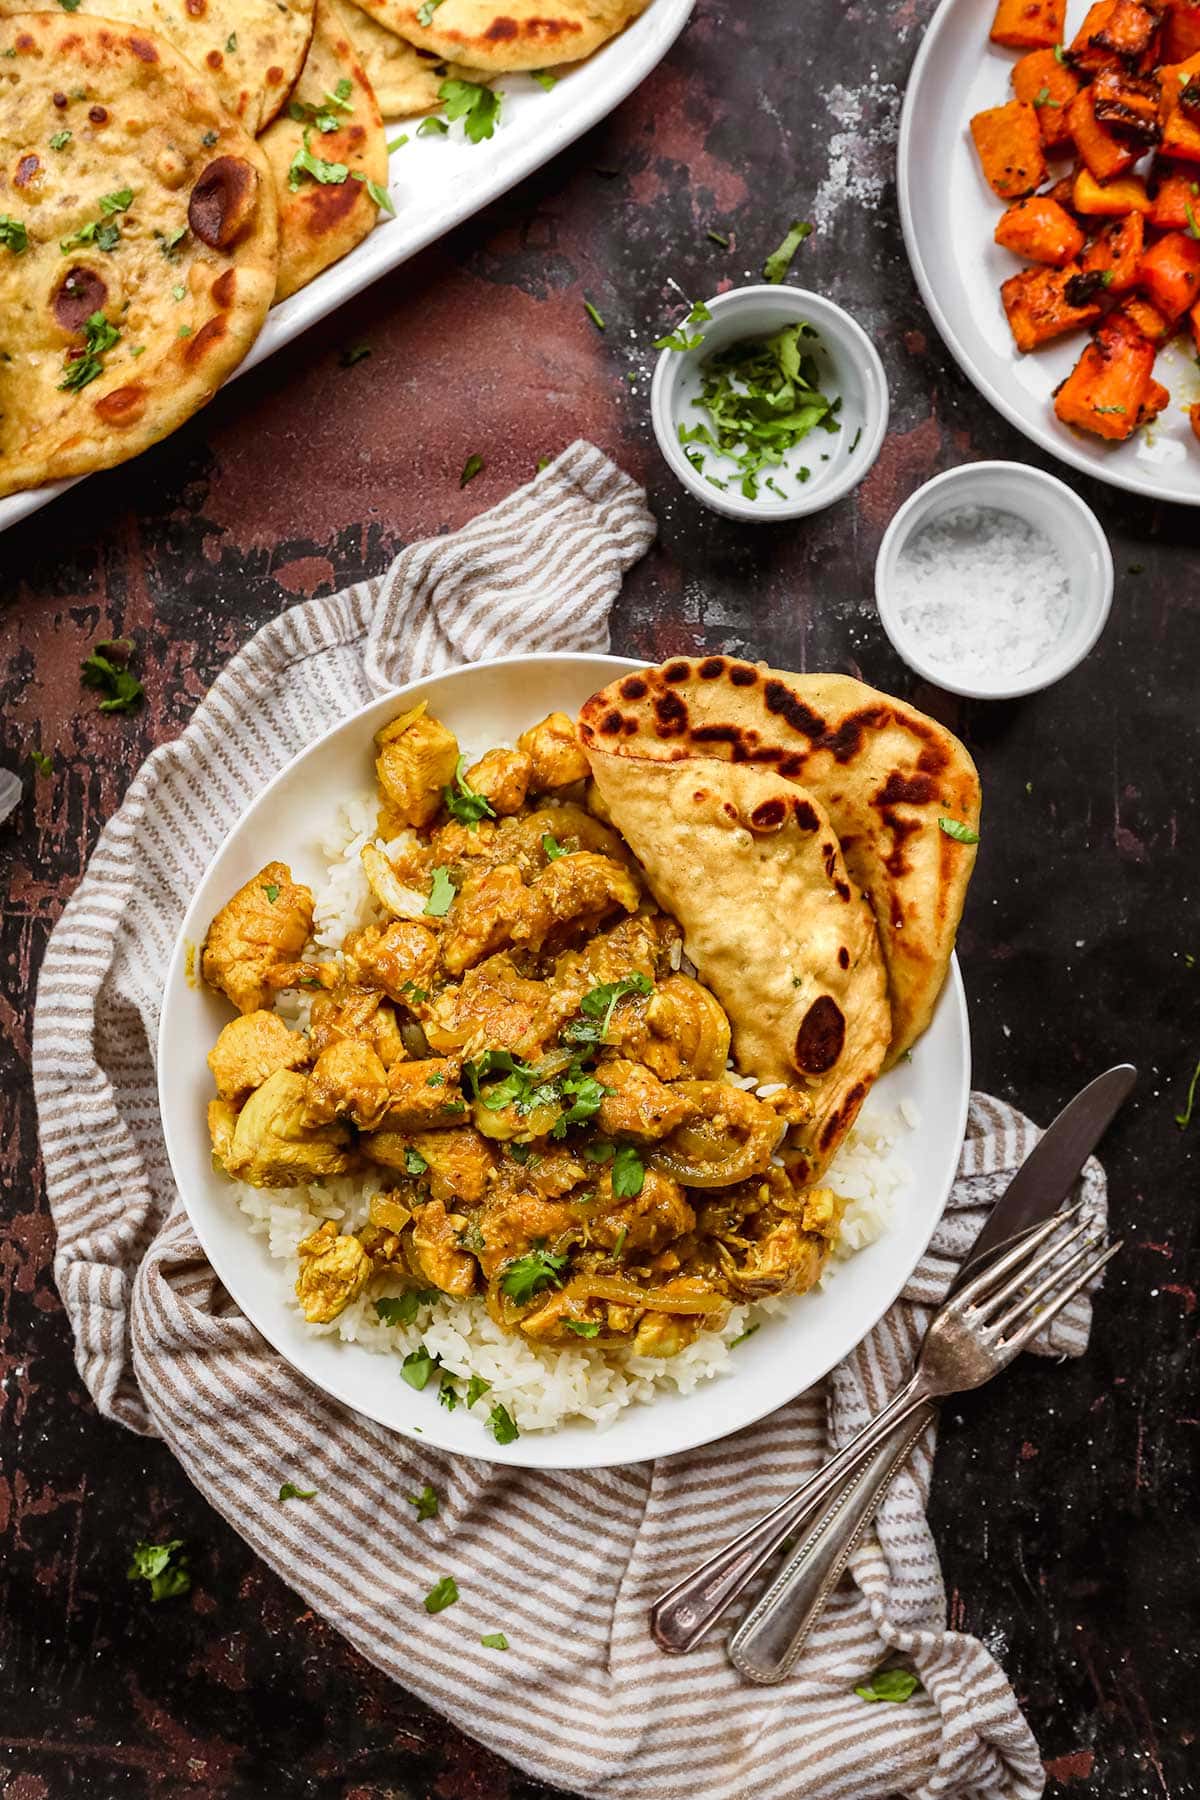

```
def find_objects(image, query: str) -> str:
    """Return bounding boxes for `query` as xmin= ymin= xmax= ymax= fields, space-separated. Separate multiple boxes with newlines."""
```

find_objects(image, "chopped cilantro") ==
xmin=351 ymin=171 xmax=395 ymax=214
xmin=401 ymin=1343 xmax=439 ymax=1390
xmin=339 ymin=343 xmax=371 ymax=367
xmin=584 ymin=299 xmax=606 ymax=331
xmin=488 ymin=1403 xmax=519 ymax=1444
xmin=531 ymin=69 xmax=556 ymax=89
xmin=480 ymin=1631 xmax=509 ymax=1649
xmin=579 ymin=971 xmax=652 ymax=1037
xmin=654 ymin=298 xmax=712 ymax=352
xmin=565 ymin=1319 xmax=600 ymax=1338
xmin=417 ymin=0 xmax=445 ymax=20
xmin=682 ymin=322 xmax=839 ymax=493
xmin=29 ymin=747 xmax=53 ymax=777
xmin=278 ymin=1481 xmax=316 ymax=1501
xmin=466 ymin=1373 xmax=491 ymax=1407
xmin=1175 ymin=1054 xmax=1200 ymax=1129
xmin=439 ymin=77 xmax=499 ymax=143
xmin=201 ymin=128 xmax=219 ymax=147
xmin=730 ymin=1322 xmax=760 ymax=1347
xmin=172 ymin=284 xmax=186 ymax=303
xmin=855 ymin=1668 xmax=921 ymax=1704
xmin=262 ymin=882 xmax=280 ymax=903
xmin=127 ymin=1538 xmax=190 ymax=1602
xmin=328 ymin=77 xmax=353 ymax=108
xmin=610 ymin=1143 xmax=645 ymax=1199
xmin=417 ymin=116 xmax=449 ymax=136
xmin=288 ymin=128 xmax=349 ymax=192
xmin=938 ymin=817 xmax=979 ymax=844
xmin=439 ymin=1378 xmax=459 ymax=1410
xmin=1186 ymin=201 xmax=1200 ymax=242
xmin=0 ymin=214 xmax=28 ymax=254
xmin=499 ymin=1248 xmax=568 ymax=1304
xmin=225 ymin=31 xmax=237 ymax=50
xmin=707 ymin=227 xmax=730 ymax=247
xmin=612 ymin=1225 xmax=627 ymax=1260
xmin=423 ymin=1575 xmax=459 ymax=1612
xmin=762 ymin=218 xmax=812 ymax=283
xmin=424 ymin=865 xmax=457 ymax=915
xmin=387 ymin=133 xmax=409 ymax=151
xmin=444 ymin=753 xmax=495 ymax=826
xmin=81 ymin=641 xmax=143 ymax=712
xmin=542 ymin=833 xmax=566 ymax=860
xmin=404 ymin=1146 xmax=429 ymax=1176
xmin=49 ymin=130 xmax=72 ymax=151
xmin=100 ymin=188 xmax=134 ymax=215
xmin=375 ymin=1290 xmax=437 ymax=1325
xmin=408 ymin=1483 xmax=439 ymax=1519
xmin=460 ymin=451 xmax=485 ymax=487
xmin=177 ymin=324 xmax=192 ymax=338
xmin=58 ymin=0 xmax=82 ymax=9
xmin=423 ymin=1068 xmax=443 ymax=1084
xmin=535 ymin=454 xmax=552 ymax=470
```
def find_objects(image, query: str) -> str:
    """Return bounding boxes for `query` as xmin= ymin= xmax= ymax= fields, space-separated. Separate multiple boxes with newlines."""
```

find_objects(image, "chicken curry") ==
xmin=202 ymin=703 xmax=846 ymax=1358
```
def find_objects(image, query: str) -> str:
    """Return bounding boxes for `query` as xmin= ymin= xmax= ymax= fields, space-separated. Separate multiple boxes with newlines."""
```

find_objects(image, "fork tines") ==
xmin=952 ymin=1203 xmax=1121 ymax=1353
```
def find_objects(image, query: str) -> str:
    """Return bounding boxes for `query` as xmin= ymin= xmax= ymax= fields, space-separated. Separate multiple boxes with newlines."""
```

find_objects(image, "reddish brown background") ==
xmin=2 ymin=1 xmax=1198 ymax=1795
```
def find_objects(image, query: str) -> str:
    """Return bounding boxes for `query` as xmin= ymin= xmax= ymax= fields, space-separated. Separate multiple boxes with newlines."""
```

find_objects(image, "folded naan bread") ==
xmin=584 ymin=747 xmax=891 ymax=1182
xmin=347 ymin=0 xmax=649 ymax=72
xmin=579 ymin=658 xmax=981 ymax=1065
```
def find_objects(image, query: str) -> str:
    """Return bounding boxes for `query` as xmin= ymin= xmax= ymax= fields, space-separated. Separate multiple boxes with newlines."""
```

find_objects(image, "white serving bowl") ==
xmin=874 ymin=462 xmax=1114 ymax=701
xmin=159 ymin=653 xmax=969 ymax=1470
xmin=650 ymin=286 xmax=890 ymax=522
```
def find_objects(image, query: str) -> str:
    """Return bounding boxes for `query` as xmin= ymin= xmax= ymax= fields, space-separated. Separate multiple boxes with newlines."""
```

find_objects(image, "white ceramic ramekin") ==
xmin=650 ymin=285 xmax=889 ymax=522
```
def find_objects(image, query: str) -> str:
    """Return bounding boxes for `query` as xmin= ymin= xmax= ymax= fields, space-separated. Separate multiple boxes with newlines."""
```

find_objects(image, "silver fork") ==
xmin=650 ymin=1204 xmax=1120 ymax=1656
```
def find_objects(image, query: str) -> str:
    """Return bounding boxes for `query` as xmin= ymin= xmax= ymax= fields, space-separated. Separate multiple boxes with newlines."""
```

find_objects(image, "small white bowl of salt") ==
xmin=874 ymin=462 xmax=1113 ymax=700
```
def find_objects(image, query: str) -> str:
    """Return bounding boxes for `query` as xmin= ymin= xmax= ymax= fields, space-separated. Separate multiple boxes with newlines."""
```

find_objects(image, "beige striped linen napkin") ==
xmin=33 ymin=440 xmax=1104 ymax=1800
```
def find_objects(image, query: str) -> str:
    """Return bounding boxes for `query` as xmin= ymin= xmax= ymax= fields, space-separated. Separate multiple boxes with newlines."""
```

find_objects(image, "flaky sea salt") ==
xmin=891 ymin=505 xmax=1072 ymax=680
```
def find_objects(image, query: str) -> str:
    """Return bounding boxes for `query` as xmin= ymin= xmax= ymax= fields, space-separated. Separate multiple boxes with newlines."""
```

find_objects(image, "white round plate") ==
xmin=899 ymin=0 xmax=1200 ymax=505
xmin=159 ymin=653 xmax=971 ymax=1470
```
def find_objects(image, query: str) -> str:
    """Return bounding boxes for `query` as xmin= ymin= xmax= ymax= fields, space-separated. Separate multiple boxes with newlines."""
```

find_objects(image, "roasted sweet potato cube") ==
xmin=1068 ymin=0 xmax=1160 ymax=71
xmin=1161 ymin=104 xmax=1200 ymax=159
xmin=1137 ymin=228 xmax=1200 ymax=317
xmin=1135 ymin=378 xmax=1171 ymax=426
xmin=1149 ymin=165 xmax=1200 ymax=229
xmin=991 ymin=0 xmax=1066 ymax=49
xmin=971 ymin=101 xmax=1048 ymax=198
xmin=995 ymin=195 xmax=1086 ymax=263
xmin=1115 ymin=295 xmax=1172 ymax=340
xmin=1012 ymin=48 xmax=1081 ymax=147
xmin=1069 ymin=88 xmax=1138 ymax=179
xmin=1165 ymin=2 xmax=1200 ymax=64
xmin=1157 ymin=53 xmax=1200 ymax=121
xmin=1081 ymin=209 xmax=1144 ymax=287
xmin=1053 ymin=314 xmax=1156 ymax=438
xmin=1072 ymin=167 xmax=1152 ymax=214
xmin=1192 ymin=296 xmax=1200 ymax=350
xmin=1091 ymin=66 xmax=1163 ymax=145
xmin=1001 ymin=261 xmax=1105 ymax=349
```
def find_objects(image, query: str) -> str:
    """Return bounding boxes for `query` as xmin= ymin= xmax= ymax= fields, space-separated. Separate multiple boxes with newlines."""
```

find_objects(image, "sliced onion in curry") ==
xmin=647 ymin=1080 xmax=784 ymax=1188
xmin=565 ymin=1276 xmax=728 ymax=1315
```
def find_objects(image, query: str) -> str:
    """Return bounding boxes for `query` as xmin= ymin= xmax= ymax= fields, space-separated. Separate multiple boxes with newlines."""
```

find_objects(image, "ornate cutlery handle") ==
xmin=727 ymin=1403 xmax=935 ymax=1683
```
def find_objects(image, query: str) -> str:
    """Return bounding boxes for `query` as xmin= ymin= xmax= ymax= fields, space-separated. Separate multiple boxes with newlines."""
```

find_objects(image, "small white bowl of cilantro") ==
xmin=650 ymin=286 xmax=889 ymax=521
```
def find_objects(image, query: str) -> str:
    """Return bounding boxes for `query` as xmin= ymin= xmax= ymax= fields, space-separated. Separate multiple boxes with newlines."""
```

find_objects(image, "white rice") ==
xmin=236 ymin=794 xmax=913 ymax=1434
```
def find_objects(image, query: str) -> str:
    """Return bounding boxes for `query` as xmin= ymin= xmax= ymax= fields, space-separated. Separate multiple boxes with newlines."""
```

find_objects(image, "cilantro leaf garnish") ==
xmin=653 ymin=298 xmax=712 ymax=353
xmin=532 ymin=69 xmax=556 ymax=89
xmin=460 ymin=452 xmax=484 ymax=487
xmin=401 ymin=1343 xmax=439 ymax=1390
xmin=278 ymin=1481 xmax=316 ymax=1501
xmin=499 ymin=1248 xmax=568 ymax=1304
xmin=443 ymin=753 xmax=495 ymax=826
xmin=488 ymin=1403 xmax=519 ymax=1444
xmin=480 ymin=1630 xmax=509 ymax=1648
xmin=466 ymin=1373 xmax=491 ymax=1407
xmin=855 ymin=1668 xmax=922 ymax=1704
xmin=439 ymin=1378 xmax=459 ymax=1409
xmin=408 ymin=1483 xmax=439 ymax=1520
xmin=127 ymin=1538 xmax=191 ymax=1602
xmin=1175 ymin=1054 xmax=1200 ymax=1129
xmin=609 ymin=1144 xmax=645 ymax=1199
xmin=551 ymin=1069 xmax=606 ymax=1134
xmin=59 ymin=311 xmax=122 ymax=393
xmin=542 ymin=833 xmax=566 ymax=860
xmin=351 ymin=171 xmax=396 ymax=214
xmin=417 ymin=116 xmax=448 ymax=136
xmin=340 ymin=342 xmax=371 ymax=366
xmin=288 ymin=128 xmax=349 ymax=192
xmin=938 ymin=817 xmax=979 ymax=844
xmin=49 ymin=129 xmax=72 ymax=151
xmin=730 ymin=1322 xmax=760 ymax=1347
xmin=29 ymin=748 xmax=53 ymax=777
xmin=584 ymin=299 xmax=606 ymax=331
xmin=424 ymin=865 xmax=458 ymax=915
xmin=423 ymin=1574 xmax=459 ymax=1612
xmin=225 ymin=30 xmax=237 ymax=50
xmin=404 ymin=1146 xmax=429 ymax=1176
xmin=417 ymin=0 xmax=445 ymax=20
xmin=100 ymin=188 xmax=134 ymax=215
xmin=565 ymin=1319 xmax=600 ymax=1338
xmin=707 ymin=227 xmax=730 ymax=247
xmin=375 ymin=1290 xmax=437 ymax=1325
xmin=762 ymin=218 xmax=812 ymax=283
xmin=579 ymin=971 xmax=653 ymax=1037
xmin=684 ymin=322 xmax=839 ymax=493
xmin=81 ymin=640 xmax=143 ymax=711
xmin=262 ymin=882 xmax=280 ymax=903
xmin=439 ymin=77 xmax=500 ymax=142
xmin=0 ymin=213 xmax=28 ymax=254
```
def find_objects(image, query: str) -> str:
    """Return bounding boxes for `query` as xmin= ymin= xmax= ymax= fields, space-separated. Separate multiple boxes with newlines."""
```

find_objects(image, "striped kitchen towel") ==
xmin=33 ymin=439 xmax=1101 ymax=1800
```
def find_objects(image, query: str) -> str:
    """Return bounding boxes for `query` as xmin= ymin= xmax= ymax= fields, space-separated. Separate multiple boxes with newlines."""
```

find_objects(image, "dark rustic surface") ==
xmin=2 ymin=0 xmax=1198 ymax=1794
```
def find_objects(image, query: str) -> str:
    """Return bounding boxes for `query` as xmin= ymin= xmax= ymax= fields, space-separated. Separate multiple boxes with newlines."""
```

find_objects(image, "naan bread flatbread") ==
xmin=260 ymin=0 xmax=388 ymax=301
xmin=332 ymin=0 xmax=490 ymax=115
xmin=0 ymin=12 xmax=278 ymax=502
xmin=585 ymin=749 xmax=891 ymax=1181
xmin=347 ymin=0 xmax=649 ymax=73
xmin=0 ymin=0 xmax=315 ymax=133
xmin=579 ymin=658 xmax=981 ymax=1065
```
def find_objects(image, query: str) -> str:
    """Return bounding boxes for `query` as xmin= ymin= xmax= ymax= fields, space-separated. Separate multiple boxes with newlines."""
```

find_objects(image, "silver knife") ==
xmin=650 ymin=1063 xmax=1136 ymax=1660
xmin=722 ymin=1061 xmax=1137 ymax=1681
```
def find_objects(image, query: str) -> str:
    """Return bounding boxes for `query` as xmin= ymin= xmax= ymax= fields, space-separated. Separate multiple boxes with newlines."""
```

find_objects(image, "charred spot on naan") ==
xmin=188 ymin=157 xmax=260 ymax=249
xmin=53 ymin=267 xmax=109 ymax=333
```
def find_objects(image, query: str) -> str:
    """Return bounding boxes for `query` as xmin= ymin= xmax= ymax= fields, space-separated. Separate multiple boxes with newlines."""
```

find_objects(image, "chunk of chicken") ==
xmin=223 ymin=1070 xmax=356 ymax=1187
xmin=800 ymin=1186 xmax=845 ymax=1241
xmin=424 ymin=953 xmax=551 ymax=1058
xmin=518 ymin=1289 xmax=606 ymax=1343
xmin=208 ymin=1097 xmax=239 ymax=1166
xmin=343 ymin=922 xmax=440 ymax=1004
xmin=588 ymin=1166 xmax=695 ymax=1253
xmin=375 ymin=707 xmax=459 ymax=829
xmin=515 ymin=852 xmax=640 ymax=953
xmin=408 ymin=1198 xmax=477 ymax=1295
xmin=595 ymin=1058 xmax=694 ymax=1141
xmin=303 ymin=1039 xmax=391 ymax=1130
xmin=369 ymin=1190 xmax=414 ymax=1234
xmin=476 ymin=1193 xmax=579 ymax=1279
xmin=408 ymin=1126 xmax=496 ymax=1206
xmin=378 ymin=1059 xmax=466 ymax=1130
xmin=630 ymin=1311 xmax=704 ymax=1358
xmin=722 ymin=1219 xmax=825 ymax=1298
xmin=295 ymin=1219 xmax=370 ymax=1323
xmin=202 ymin=863 xmax=314 ymax=1015
xmin=465 ymin=748 xmax=532 ymax=817
xmin=517 ymin=712 xmax=590 ymax=790
xmin=207 ymin=1009 xmax=311 ymax=1102
xmin=309 ymin=986 xmax=406 ymax=1068
xmin=440 ymin=864 xmax=529 ymax=976
xmin=612 ymin=975 xmax=731 ymax=1082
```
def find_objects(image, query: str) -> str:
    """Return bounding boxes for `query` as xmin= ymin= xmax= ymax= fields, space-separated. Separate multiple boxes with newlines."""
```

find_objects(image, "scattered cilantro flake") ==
xmin=684 ymin=321 xmax=839 ymax=493
xmin=417 ymin=0 xmax=445 ymax=20
xmin=466 ymin=1374 xmax=492 ymax=1407
xmin=610 ymin=1144 xmax=645 ymax=1199
xmin=707 ymin=227 xmax=730 ymax=247
xmin=439 ymin=77 xmax=500 ymax=143
xmin=49 ymin=130 xmax=72 ymax=151
xmin=1053 ymin=42 xmax=1067 ymax=60
xmin=404 ymin=1146 xmax=429 ymax=1176
xmin=225 ymin=30 xmax=237 ymax=50
xmin=423 ymin=1067 xmax=443 ymax=1083
xmin=424 ymin=865 xmax=457 ymax=916
xmin=417 ymin=116 xmax=449 ymax=136
xmin=444 ymin=753 xmax=495 ymax=826
xmin=1175 ymin=1054 xmax=1200 ymax=1129
xmin=584 ymin=299 xmax=606 ymax=330
xmin=262 ymin=882 xmax=280 ymax=903
xmin=460 ymin=452 xmax=485 ymax=487
xmin=583 ymin=1141 xmax=614 ymax=1162
xmin=82 ymin=641 xmax=142 ymax=709
xmin=387 ymin=133 xmax=409 ymax=151
xmin=612 ymin=1224 xmax=627 ymax=1260
xmin=849 ymin=424 xmax=863 ymax=452
xmin=351 ymin=171 xmax=395 ymax=214
xmin=375 ymin=1290 xmax=437 ymax=1325
xmin=423 ymin=1575 xmax=459 ymax=1613
xmin=58 ymin=0 xmax=82 ymax=9
xmin=288 ymin=128 xmax=349 ymax=192
xmin=542 ymin=833 xmax=566 ymax=860
xmin=171 ymin=284 xmax=186 ymax=302
xmin=480 ymin=1631 xmax=509 ymax=1649
xmin=1094 ymin=404 xmax=1126 ymax=416
xmin=730 ymin=1322 xmax=760 ymax=1347
xmin=763 ymin=218 xmax=812 ymax=283
xmin=535 ymin=454 xmax=552 ymax=471
xmin=29 ymin=748 xmax=53 ymax=777
xmin=340 ymin=343 xmax=371 ymax=366
xmin=1186 ymin=201 xmax=1200 ymax=242
xmin=59 ymin=306 xmax=117 ymax=390
xmin=0 ymin=214 xmax=28 ymax=254
xmin=401 ymin=1344 xmax=439 ymax=1390
xmin=408 ymin=1483 xmax=439 ymax=1520
xmin=278 ymin=1481 xmax=316 ymax=1501
xmin=579 ymin=970 xmax=652 ymax=1037
xmin=565 ymin=1319 xmax=600 ymax=1338
xmin=855 ymin=1669 xmax=922 ymax=1704
xmin=100 ymin=188 xmax=133 ymax=215
xmin=127 ymin=1538 xmax=190 ymax=1602
xmin=328 ymin=77 xmax=353 ymax=108
xmin=488 ymin=1403 xmax=519 ymax=1445
xmin=499 ymin=1248 xmax=568 ymax=1304
xmin=532 ymin=69 xmax=556 ymax=89
xmin=202 ymin=128 xmax=219 ymax=147
xmin=177 ymin=324 xmax=192 ymax=338
xmin=938 ymin=817 xmax=979 ymax=844
xmin=439 ymin=1378 xmax=459 ymax=1410
xmin=1031 ymin=84 xmax=1059 ymax=107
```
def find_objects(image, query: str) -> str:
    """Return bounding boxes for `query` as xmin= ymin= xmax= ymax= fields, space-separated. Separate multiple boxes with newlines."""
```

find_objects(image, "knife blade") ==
xmin=948 ymin=1061 xmax=1136 ymax=1295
